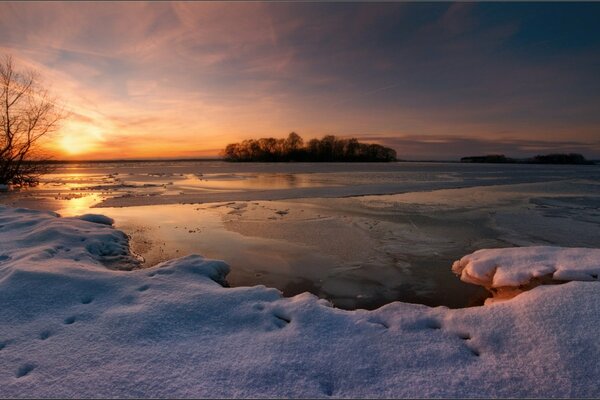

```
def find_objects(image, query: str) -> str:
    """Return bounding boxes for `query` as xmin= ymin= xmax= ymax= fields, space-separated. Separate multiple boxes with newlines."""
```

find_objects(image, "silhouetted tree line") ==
xmin=460 ymin=153 xmax=594 ymax=165
xmin=223 ymin=132 xmax=397 ymax=162
xmin=530 ymin=153 xmax=593 ymax=165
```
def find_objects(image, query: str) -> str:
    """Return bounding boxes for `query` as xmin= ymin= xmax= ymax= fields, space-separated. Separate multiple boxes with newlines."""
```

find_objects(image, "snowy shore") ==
xmin=0 ymin=206 xmax=599 ymax=398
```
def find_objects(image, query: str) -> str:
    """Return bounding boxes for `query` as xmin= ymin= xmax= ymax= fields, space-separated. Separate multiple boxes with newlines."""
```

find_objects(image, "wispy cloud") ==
xmin=0 ymin=2 xmax=599 ymax=159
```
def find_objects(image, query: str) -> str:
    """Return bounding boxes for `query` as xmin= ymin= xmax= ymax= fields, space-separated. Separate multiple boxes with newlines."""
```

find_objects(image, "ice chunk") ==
xmin=452 ymin=246 xmax=600 ymax=287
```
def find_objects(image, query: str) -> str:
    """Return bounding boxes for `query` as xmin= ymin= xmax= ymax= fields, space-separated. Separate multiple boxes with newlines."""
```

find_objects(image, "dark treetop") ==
xmin=223 ymin=132 xmax=397 ymax=162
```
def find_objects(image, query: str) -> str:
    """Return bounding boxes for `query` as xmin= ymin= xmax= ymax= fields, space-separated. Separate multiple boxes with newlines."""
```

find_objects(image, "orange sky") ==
xmin=1 ymin=2 xmax=599 ymax=160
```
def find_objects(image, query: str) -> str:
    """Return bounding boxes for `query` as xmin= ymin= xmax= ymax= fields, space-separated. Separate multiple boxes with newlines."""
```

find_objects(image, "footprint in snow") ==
xmin=320 ymin=381 xmax=334 ymax=396
xmin=272 ymin=311 xmax=291 ymax=329
xmin=455 ymin=332 xmax=480 ymax=357
xmin=16 ymin=363 xmax=35 ymax=378
xmin=366 ymin=318 xmax=389 ymax=329
xmin=467 ymin=345 xmax=480 ymax=357
xmin=39 ymin=330 xmax=52 ymax=340
xmin=422 ymin=318 xmax=442 ymax=330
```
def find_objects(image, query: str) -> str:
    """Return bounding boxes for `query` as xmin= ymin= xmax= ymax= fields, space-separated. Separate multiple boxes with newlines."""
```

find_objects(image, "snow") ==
xmin=0 ymin=207 xmax=140 ymax=271
xmin=0 ymin=205 xmax=599 ymax=398
xmin=75 ymin=214 xmax=115 ymax=226
xmin=452 ymin=246 xmax=600 ymax=287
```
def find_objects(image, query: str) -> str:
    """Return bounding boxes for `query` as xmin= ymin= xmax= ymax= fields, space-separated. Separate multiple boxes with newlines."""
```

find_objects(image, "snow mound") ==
xmin=0 ymin=206 xmax=139 ymax=269
xmin=452 ymin=246 xmax=600 ymax=288
xmin=76 ymin=214 xmax=115 ymax=226
xmin=0 ymin=206 xmax=599 ymax=398
xmin=149 ymin=254 xmax=230 ymax=286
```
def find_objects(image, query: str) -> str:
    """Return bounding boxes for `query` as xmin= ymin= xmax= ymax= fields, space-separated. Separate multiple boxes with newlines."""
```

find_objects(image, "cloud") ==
xmin=0 ymin=2 xmax=599 ymax=159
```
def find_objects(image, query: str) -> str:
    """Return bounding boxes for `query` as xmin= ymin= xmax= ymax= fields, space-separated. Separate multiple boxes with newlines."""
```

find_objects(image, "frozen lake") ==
xmin=2 ymin=161 xmax=599 ymax=309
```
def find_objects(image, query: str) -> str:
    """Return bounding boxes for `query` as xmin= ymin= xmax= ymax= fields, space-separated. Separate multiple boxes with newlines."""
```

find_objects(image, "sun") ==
xmin=59 ymin=134 xmax=94 ymax=155
xmin=57 ymin=121 xmax=104 ymax=156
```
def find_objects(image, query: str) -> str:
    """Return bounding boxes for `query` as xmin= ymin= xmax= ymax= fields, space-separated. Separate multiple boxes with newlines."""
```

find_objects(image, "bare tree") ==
xmin=0 ymin=55 xmax=63 ymax=187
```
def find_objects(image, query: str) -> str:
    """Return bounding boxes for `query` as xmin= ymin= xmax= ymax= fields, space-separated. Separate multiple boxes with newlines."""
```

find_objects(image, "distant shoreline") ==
xmin=34 ymin=158 xmax=598 ymax=165
xmin=460 ymin=153 xmax=597 ymax=165
xmin=42 ymin=158 xmax=225 ymax=164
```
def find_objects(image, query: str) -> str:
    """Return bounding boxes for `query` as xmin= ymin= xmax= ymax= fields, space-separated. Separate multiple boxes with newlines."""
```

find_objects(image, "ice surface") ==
xmin=20 ymin=161 xmax=597 ymax=208
xmin=0 ymin=206 xmax=599 ymax=397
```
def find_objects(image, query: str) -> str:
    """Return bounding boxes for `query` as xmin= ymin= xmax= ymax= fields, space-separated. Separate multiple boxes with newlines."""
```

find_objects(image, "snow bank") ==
xmin=0 ymin=206 xmax=139 ymax=270
xmin=0 ymin=206 xmax=599 ymax=398
xmin=453 ymin=246 xmax=600 ymax=288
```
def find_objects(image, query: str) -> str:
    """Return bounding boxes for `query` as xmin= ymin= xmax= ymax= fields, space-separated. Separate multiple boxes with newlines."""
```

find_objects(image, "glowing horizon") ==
xmin=1 ymin=2 xmax=600 ymax=160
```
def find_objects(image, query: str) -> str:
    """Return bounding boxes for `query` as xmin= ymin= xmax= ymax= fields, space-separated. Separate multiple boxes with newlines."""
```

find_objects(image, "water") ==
xmin=2 ymin=161 xmax=599 ymax=309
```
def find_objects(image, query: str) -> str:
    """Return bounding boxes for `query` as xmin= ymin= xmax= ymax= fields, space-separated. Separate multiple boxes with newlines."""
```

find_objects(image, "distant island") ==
xmin=460 ymin=153 xmax=595 ymax=165
xmin=223 ymin=132 xmax=397 ymax=162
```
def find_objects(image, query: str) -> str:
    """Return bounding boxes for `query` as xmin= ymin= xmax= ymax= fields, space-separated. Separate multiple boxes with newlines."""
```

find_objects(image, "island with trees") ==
xmin=222 ymin=132 xmax=397 ymax=162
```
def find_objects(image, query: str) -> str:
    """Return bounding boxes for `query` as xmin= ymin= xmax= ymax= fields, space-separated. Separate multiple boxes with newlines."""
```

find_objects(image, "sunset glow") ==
xmin=1 ymin=2 xmax=600 ymax=397
xmin=1 ymin=1 xmax=599 ymax=160
xmin=57 ymin=122 xmax=104 ymax=155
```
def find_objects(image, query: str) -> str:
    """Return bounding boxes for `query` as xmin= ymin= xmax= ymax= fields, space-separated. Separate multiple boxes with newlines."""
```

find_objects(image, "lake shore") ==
xmin=0 ymin=205 xmax=598 ymax=397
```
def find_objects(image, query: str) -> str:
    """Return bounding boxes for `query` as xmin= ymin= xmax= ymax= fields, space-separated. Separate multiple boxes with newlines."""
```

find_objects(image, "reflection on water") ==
xmin=5 ymin=161 xmax=600 ymax=310
xmin=15 ymin=161 xmax=600 ymax=209
xmin=44 ymin=172 xmax=118 ymax=189
xmin=26 ymin=169 xmax=339 ymax=209
xmin=58 ymin=194 xmax=103 ymax=216
xmin=193 ymin=173 xmax=322 ymax=190
xmin=57 ymin=202 xmax=491 ymax=310
xmin=158 ymin=172 xmax=332 ymax=193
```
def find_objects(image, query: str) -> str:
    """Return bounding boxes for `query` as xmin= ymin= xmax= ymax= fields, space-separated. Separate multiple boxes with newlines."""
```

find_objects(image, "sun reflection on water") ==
xmin=57 ymin=194 xmax=103 ymax=217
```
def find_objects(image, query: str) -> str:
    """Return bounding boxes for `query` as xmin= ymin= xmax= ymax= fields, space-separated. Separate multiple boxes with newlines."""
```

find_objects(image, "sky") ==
xmin=1 ymin=1 xmax=599 ymax=160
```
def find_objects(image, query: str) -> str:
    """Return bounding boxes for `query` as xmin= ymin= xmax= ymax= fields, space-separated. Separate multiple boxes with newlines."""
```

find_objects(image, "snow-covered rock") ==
xmin=0 ymin=206 xmax=598 ymax=398
xmin=452 ymin=246 xmax=600 ymax=288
